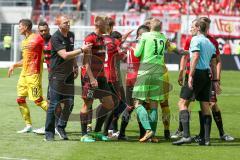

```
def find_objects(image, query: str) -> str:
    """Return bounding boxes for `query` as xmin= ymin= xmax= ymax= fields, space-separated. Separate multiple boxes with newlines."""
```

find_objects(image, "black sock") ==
xmin=80 ymin=112 xmax=88 ymax=136
xmin=103 ymin=111 xmax=114 ymax=136
xmin=212 ymin=111 xmax=224 ymax=137
xmin=119 ymin=121 xmax=128 ymax=137
xmin=180 ymin=110 xmax=190 ymax=138
xmin=138 ymin=121 xmax=146 ymax=138
xmin=112 ymin=117 xmax=118 ymax=132
xmin=203 ymin=115 xmax=212 ymax=142
xmin=178 ymin=117 xmax=183 ymax=132
xmin=87 ymin=105 xmax=93 ymax=125
xmin=119 ymin=108 xmax=132 ymax=136
xmin=198 ymin=111 xmax=204 ymax=138
xmin=94 ymin=104 xmax=109 ymax=132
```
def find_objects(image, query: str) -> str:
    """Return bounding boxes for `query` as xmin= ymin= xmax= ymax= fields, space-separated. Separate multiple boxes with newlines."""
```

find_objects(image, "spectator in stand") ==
xmin=223 ymin=40 xmax=232 ymax=55
xmin=124 ymin=0 xmax=135 ymax=11
xmin=40 ymin=0 xmax=50 ymax=17
xmin=72 ymin=0 xmax=85 ymax=11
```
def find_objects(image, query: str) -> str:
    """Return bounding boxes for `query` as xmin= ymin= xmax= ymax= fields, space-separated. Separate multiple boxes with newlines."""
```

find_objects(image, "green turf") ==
xmin=0 ymin=69 xmax=239 ymax=160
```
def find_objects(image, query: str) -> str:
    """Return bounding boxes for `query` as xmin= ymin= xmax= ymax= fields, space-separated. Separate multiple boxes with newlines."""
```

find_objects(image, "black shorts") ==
xmin=81 ymin=75 xmax=112 ymax=99
xmin=180 ymin=75 xmax=195 ymax=101
xmin=180 ymin=69 xmax=211 ymax=102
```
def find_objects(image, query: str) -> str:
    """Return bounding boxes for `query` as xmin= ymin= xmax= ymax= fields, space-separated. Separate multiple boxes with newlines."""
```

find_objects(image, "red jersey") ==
xmin=103 ymin=35 xmax=121 ymax=83
xmin=126 ymin=47 xmax=140 ymax=86
xmin=184 ymin=35 xmax=220 ymax=75
xmin=83 ymin=32 xmax=106 ymax=78
xmin=43 ymin=37 xmax=52 ymax=72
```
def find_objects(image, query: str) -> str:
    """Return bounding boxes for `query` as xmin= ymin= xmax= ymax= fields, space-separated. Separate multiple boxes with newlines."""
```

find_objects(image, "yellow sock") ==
xmin=19 ymin=103 xmax=32 ymax=125
xmin=161 ymin=107 xmax=170 ymax=130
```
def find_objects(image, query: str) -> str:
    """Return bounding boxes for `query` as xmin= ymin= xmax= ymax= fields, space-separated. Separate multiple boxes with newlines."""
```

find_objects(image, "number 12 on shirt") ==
xmin=153 ymin=39 xmax=165 ymax=56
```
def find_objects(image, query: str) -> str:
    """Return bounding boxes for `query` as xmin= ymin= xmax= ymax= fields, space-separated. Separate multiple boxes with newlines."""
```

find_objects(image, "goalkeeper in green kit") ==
xmin=133 ymin=18 xmax=173 ymax=142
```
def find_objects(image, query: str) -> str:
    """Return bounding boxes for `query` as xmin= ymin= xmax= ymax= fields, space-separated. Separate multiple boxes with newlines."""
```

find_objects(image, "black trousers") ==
xmin=45 ymin=79 xmax=74 ymax=137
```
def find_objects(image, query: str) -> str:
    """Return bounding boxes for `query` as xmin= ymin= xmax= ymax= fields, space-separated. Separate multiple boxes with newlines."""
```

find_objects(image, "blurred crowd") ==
xmin=125 ymin=0 xmax=240 ymax=15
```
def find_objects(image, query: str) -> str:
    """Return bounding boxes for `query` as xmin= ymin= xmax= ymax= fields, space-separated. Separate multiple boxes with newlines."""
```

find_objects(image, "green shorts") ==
xmin=132 ymin=72 xmax=171 ymax=102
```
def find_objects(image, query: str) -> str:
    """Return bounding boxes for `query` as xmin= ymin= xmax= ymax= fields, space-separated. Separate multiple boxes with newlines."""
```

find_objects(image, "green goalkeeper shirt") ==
xmin=134 ymin=31 xmax=168 ymax=75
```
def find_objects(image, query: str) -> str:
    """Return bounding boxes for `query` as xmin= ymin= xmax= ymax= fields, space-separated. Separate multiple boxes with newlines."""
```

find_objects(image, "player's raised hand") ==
xmin=81 ymin=43 xmax=93 ymax=53
xmin=8 ymin=65 xmax=14 ymax=78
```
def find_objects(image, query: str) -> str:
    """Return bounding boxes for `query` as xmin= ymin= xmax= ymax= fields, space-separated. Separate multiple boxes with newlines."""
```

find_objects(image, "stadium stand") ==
xmin=125 ymin=0 xmax=240 ymax=16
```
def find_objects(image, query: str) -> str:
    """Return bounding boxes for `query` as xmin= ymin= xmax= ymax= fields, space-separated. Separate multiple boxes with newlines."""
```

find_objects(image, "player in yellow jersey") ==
xmin=8 ymin=19 xmax=48 ymax=133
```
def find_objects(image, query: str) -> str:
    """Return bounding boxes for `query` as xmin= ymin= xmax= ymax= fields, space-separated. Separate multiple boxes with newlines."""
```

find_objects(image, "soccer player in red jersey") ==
xmin=172 ymin=17 xmax=234 ymax=141
xmin=80 ymin=16 xmax=114 ymax=142
xmin=32 ymin=21 xmax=52 ymax=135
xmin=102 ymin=18 xmax=128 ymax=138
xmin=39 ymin=21 xmax=52 ymax=73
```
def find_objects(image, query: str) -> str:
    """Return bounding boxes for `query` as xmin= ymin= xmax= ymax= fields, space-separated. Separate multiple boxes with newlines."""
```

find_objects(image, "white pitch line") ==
xmin=220 ymin=93 xmax=240 ymax=96
xmin=0 ymin=157 xmax=29 ymax=160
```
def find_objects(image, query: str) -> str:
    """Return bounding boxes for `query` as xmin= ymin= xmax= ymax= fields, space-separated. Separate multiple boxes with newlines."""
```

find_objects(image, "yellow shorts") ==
xmin=17 ymin=73 xmax=43 ymax=101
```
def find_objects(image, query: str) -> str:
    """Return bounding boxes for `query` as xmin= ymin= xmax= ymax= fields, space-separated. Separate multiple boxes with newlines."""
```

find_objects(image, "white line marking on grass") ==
xmin=221 ymin=93 xmax=240 ymax=96
xmin=0 ymin=157 xmax=29 ymax=160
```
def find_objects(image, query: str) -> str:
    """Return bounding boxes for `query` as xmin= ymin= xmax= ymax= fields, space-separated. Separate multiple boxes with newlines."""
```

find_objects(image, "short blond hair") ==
xmin=150 ymin=18 xmax=162 ymax=31
xmin=94 ymin=16 xmax=107 ymax=26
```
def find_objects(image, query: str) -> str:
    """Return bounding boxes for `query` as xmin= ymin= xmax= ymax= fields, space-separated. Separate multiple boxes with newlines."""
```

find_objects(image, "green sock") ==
xmin=149 ymin=108 xmax=158 ymax=134
xmin=136 ymin=105 xmax=151 ymax=130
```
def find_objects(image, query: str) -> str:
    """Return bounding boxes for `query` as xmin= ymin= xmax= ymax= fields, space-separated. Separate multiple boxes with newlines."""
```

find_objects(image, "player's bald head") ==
xmin=150 ymin=18 xmax=162 ymax=32
xmin=55 ymin=15 xmax=70 ymax=32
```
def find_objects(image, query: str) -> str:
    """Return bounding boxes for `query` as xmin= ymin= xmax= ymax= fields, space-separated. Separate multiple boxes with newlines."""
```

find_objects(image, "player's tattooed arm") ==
xmin=8 ymin=59 xmax=23 ymax=77
xmin=83 ymin=49 xmax=98 ymax=88
xmin=178 ymin=55 xmax=188 ymax=86
xmin=211 ymin=55 xmax=221 ymax=94
xmin=216 ymin=54 xmax=222 ymax=81
xmin=73 ymin=58 xmax=79 ymax=79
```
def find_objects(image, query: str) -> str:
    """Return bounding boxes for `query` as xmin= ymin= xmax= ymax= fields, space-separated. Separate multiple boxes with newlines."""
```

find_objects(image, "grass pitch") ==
xmin=0 ymin=69 xmax=239 ymax=160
